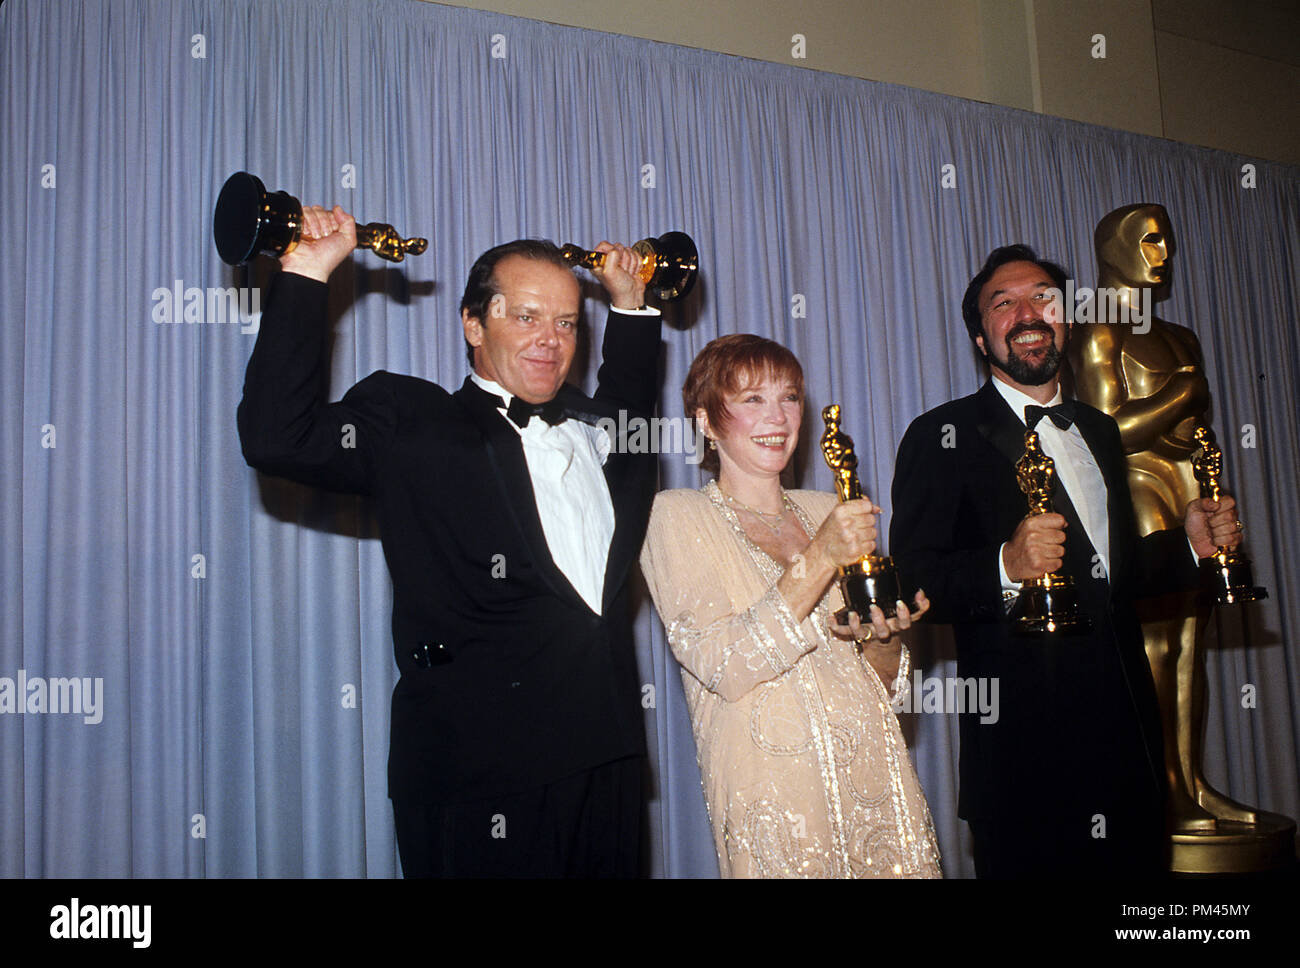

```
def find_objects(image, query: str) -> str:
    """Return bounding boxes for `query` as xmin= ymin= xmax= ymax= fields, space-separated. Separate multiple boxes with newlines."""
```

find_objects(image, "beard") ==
xmin=986 ymin=322 xmax=1065 ymax=386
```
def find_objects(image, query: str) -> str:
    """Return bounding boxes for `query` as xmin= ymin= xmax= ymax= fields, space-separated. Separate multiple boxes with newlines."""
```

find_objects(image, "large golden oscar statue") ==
xmin=1069 ymin=203 xmax=1293 ymax=872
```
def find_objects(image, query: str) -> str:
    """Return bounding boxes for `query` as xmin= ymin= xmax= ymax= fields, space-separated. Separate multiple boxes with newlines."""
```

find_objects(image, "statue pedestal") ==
xmin=1171 ymin=811 xmax=1296 ymax=874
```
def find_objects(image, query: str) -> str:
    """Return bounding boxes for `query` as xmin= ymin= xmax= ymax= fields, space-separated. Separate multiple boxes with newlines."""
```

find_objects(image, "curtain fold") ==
xmin=1 ymin=0 xmax=1296 ymax=877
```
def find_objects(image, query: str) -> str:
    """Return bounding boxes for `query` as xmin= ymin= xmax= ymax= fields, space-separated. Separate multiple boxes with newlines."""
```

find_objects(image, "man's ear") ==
xmin=974 ymin=332 xmax=987 ymax=358
xmin=462 ymin=308 xmax=484 ymax=348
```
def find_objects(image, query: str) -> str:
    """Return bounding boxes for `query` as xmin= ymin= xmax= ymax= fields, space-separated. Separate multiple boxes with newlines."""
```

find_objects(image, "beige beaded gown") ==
xmin=640 ymin=482 xmax=941 ymax=878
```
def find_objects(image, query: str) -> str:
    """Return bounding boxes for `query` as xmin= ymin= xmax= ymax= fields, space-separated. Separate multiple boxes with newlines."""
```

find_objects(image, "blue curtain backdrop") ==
xmin=1 ymin=0 xmax=1296 ymax=877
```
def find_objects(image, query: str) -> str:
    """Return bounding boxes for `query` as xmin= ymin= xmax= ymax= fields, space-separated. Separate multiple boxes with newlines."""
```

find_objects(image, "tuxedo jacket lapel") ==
xmin=975 ymin=382 xmax=1030 ymax=491
xmin=974 ymin=382 xmax=1100 ymax=576
xmin=454 ymin=379 xmax=590 ymax=612
xmin=601 ymin=468 xmax=649 ymax=614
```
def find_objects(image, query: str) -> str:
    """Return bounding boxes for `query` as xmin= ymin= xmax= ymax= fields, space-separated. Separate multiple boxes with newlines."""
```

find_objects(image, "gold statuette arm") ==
xmin=1074 ymin=326 xmax=1208 ymax=454
xmin=1110 ymin=369 xmax=1209 ymax=454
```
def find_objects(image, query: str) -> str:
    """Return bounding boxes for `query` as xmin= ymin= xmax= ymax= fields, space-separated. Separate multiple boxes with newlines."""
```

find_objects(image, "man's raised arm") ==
xmin=586 ymin=241 xmax=661 ymax=417
xmin=237 ymin=205 xmax=395 ymax=495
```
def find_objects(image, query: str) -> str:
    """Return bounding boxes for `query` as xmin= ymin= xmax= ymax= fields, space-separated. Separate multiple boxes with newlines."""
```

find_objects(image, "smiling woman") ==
xmin=638 ymin=334 xmax=940 ymax=878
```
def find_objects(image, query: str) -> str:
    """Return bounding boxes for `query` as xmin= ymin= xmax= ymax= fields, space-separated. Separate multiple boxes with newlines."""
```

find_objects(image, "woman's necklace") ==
xmin=719 ymin=486 xmax=790 ymax=535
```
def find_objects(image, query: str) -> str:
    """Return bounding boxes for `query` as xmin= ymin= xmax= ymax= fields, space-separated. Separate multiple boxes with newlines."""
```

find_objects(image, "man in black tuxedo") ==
xmin=238 ymin=203 xmax=661 ymax=876
xmin=889 ymin=244 xmax=1244 ymax=877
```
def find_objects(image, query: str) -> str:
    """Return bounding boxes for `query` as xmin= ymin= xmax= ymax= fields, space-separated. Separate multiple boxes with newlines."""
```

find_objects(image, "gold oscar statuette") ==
xmin=1070 ymin=202 xmax=1294 ymax=873
xmin=1191 ymin=426 xmax=1267 ymax=605
xmin=213 ymin=172 xmax=428 ymax=266
xmin=818 ymin=404 xmax=901 ymax=622
xmin=1010 ymin=430 xmax=1091 ymax=634
xmin=560 ymin=232 xmax=698 ymax=302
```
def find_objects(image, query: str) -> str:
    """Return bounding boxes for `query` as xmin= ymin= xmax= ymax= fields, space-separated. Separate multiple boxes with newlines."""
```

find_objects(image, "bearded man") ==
xmin=889 ymin=245 xmax=1242 ymax=877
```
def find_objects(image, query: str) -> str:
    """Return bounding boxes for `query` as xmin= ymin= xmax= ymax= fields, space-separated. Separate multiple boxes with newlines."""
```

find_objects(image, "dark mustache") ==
xmin=1006 ymin=321 xmax=1052 ymax=342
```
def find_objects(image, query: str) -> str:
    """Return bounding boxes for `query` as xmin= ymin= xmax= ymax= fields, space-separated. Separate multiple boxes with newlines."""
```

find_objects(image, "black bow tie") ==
xmin=505 ymin=395 xmax=567 ymax=428
xmin=1024 ymin=402 xmax=1075 ymax=431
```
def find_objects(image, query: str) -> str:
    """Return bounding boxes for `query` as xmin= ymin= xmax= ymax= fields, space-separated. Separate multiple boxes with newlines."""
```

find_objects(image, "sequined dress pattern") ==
xmin=640 ymin=483 xmax=941 ymax=878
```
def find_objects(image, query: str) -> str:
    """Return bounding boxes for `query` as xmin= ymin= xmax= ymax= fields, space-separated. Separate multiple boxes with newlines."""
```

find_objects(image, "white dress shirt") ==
xmin=993 ymin=379 xmax=1110 ymax=595
xmin=472 ymin=373 xmax=615 ymax=615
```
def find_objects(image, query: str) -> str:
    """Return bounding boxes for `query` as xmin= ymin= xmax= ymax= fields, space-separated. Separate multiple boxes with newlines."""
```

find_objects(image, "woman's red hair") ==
xmin=682 ymin=334 xmax=805 ymax=474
